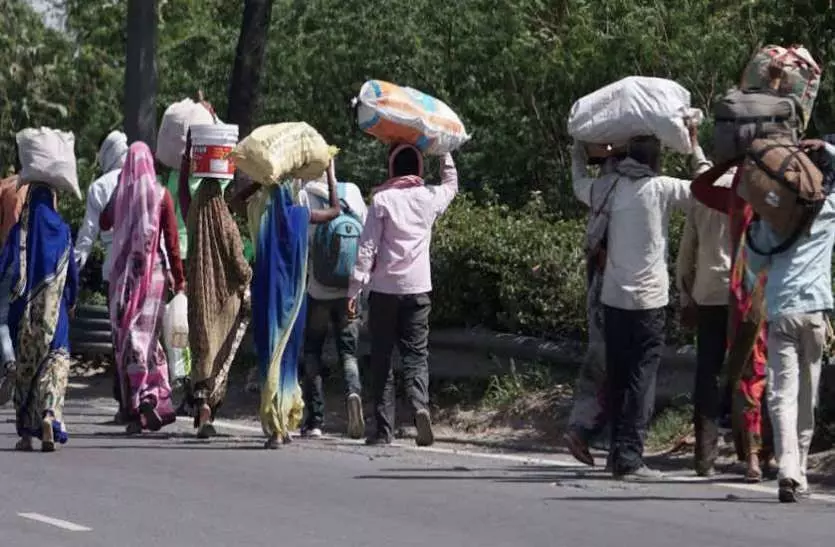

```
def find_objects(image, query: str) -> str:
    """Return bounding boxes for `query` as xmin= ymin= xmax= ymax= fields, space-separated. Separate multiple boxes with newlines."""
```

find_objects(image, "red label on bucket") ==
xmin=191 ymin=144 xmax=236 ymax=179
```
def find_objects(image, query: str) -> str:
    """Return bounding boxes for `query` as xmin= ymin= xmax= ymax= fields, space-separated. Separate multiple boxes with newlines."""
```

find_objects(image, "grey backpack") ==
xmin=712 ymin=88 xmax=802 ymax=164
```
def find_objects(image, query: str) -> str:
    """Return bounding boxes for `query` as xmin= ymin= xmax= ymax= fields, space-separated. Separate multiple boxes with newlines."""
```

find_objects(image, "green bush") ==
xmin=432 ymin=195 xmax=586 ymax=339
xmin=432 ymin=195 xmax=691 ymax=345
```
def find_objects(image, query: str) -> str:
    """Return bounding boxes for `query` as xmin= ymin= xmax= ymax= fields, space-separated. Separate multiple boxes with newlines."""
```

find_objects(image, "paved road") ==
xmin=1 ymin=394 xmax=834 ymax=547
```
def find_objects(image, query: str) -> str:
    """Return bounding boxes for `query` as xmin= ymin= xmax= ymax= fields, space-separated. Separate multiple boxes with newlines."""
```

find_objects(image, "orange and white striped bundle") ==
xmin=356 ymin=80 xmax=470 ymax=156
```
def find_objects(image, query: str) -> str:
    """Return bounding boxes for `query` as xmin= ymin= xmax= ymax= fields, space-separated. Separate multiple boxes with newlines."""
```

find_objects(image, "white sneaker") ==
xmin=302 ymin=427 xmax=323 ymax=439
xmin=346 ymin=393 xmax=365 ymax=440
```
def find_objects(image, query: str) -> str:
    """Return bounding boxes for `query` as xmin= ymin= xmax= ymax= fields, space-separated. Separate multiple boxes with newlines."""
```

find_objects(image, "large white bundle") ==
xmin=568 ymin=76 xmax=700 ymax=154
xmin=156 ymin=99 xmax=216 ymax=169
xmin=16 ymin=127 xmax=81 ymax=199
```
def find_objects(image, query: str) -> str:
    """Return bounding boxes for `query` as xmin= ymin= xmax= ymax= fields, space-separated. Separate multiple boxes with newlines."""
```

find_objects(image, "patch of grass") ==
xmin=482 ymin=359 xmax=574 ymax=411
xmin=646 ymin=403 xmax=694 ymax=452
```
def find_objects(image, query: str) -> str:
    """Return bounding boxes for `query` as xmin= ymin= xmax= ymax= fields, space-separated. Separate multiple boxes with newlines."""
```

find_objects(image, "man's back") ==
xmin=350 ymin=154 xmax=458 ymax=297
xmin=748 ymin=194 xmax=835 ymax=321
xmin=595 ymin=159 xmax=690 ymax=310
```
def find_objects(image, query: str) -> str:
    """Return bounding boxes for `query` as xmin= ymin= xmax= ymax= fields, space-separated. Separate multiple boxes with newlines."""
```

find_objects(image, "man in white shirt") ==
xmin=297 ymin=164 xmax=368 ymax=439
xmin=75 ymin=130 xmax=128 ymax=421
xmin=75 ymin=130 xmax=128 ymax=280
xmin=572 ymin=135 xmax=693 ymax=480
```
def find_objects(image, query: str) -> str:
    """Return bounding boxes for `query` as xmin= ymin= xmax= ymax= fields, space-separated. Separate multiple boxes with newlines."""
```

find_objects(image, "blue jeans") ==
xmin=301 ymin=295 xmax=361 ymax=429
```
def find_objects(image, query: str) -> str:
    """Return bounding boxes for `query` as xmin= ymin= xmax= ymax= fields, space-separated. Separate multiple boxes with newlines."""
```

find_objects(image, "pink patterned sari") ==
xmin=108 ymin=142 xmax=175 ymax=431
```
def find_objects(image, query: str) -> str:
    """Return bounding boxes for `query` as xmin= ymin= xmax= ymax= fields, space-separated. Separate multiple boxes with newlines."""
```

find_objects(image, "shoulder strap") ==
xmin=745 ymin=208 xmax=818 ymax=256
xmin=591 ymin=176 xmax=621 ymax=217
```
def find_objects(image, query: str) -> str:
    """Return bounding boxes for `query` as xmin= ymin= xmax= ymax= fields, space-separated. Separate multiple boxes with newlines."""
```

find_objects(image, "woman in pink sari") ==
xmin=101 ymin=142 xmax=186 ymax=434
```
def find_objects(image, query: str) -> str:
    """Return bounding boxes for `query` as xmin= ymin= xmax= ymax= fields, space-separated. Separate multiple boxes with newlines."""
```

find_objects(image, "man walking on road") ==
xmin=572 ymin=134 xmax=694 ymax=479
xmin=348 ymin=145 xmax=458 ymax=447
xmin=298 ymin=165 xmax=368 ymax=439
xmin=746 ymin=138 xmax=835 ymax=502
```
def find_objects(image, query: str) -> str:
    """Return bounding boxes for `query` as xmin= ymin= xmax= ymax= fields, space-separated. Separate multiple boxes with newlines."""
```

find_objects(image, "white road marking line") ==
xmin=18 ymin=513 xmax=92 ymax=532
xmin=390 ymin=442 xmax=577 ymax=468
xmin=91 ymin=404 xmax=835 ymax=502
xmin=194 ymin=417 xmax=262 ymax=434
xmin=722 ymin=482 xmax=835 ymax=503
xmin=66 ymin=382 xmax=89 ymax=389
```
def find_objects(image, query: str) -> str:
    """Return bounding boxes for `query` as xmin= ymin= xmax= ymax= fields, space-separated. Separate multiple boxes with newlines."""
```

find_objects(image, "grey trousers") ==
xmin=767 ymin=312 xmax=826 ymax=491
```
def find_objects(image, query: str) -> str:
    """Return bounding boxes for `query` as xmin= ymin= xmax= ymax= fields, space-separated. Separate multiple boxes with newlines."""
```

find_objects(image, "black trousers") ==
xmin=301 ymin=295 xmax=362 ymax=429
xmin=604 ymin=306 xmax=665 ymax=474
xmin=368 ymin=292 xmax=431 ymax=439
xmin=693 ymin=305 xmax=729 ymax=469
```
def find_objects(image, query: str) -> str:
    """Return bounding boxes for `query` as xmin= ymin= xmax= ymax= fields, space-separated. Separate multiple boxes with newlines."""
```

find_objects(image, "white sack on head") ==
xmin=98 ymin=130 xmax=128 ymax=173
xmin=16 ymin=127 xmax=81 ymax=199
xmin=568 ymin=76 xmax=701 ymax=154
xmin=156 ymin=99 xmax=216 ymax=169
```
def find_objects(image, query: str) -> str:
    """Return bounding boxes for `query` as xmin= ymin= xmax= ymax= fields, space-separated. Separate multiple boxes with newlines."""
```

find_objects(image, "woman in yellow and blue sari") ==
xmin=244 ymin=163 xmax=340 ymax=449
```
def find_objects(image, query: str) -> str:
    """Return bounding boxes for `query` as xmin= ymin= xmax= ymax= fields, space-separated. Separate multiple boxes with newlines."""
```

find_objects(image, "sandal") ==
xmin=196 ymin=404 xmax=216 ymax=439
xmin=563 ymin=430 xmax=595 ymax=467
xmin=264 ymin=434 xmax=281 ymax=450
xmin=745 ymin=454 xmax=763 ymax=483
xmin=139 ymin=402 xmax=163 ymax=432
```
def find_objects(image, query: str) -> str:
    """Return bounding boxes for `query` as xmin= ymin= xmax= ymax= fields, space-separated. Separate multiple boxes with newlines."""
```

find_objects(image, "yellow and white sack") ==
xmin=156 ymin=98 xmax=217 ymax=169
xmin=232 ymin=122 xmax=338 ymax=184
xmin=15 ymin=127 xmax=81 ymax=200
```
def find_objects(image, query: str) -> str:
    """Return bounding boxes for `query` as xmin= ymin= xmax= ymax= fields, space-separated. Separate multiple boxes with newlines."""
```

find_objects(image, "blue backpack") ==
xmin=311 ymin=183 xmax=364 ymax=289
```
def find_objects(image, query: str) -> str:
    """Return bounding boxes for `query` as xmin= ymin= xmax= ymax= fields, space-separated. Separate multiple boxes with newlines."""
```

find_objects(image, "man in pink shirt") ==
xmin=348 ymin=144 xmax=459 ymax=446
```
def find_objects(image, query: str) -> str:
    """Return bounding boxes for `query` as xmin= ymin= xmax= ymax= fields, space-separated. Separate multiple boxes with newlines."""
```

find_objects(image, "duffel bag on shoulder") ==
xmin=738 ymin=137 xmax=824 ymax=254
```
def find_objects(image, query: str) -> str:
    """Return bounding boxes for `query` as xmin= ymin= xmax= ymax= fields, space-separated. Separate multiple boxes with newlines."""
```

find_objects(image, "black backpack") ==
xmin=712 ymin=88 xmax=803 ymax=164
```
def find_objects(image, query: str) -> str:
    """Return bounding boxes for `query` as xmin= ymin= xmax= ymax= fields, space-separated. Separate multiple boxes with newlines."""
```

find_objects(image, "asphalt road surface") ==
xmin=2 ymin=393 xmax=835 ymax=547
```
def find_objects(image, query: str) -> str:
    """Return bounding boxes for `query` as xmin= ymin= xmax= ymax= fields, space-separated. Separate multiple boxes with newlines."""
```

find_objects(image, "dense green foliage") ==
xmin=3 ymin=0 xmax=835 ymax=341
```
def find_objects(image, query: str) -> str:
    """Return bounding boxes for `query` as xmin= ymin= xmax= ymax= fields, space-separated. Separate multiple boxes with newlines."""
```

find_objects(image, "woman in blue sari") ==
xmin=248 ymin=182 xmax=310 ymax=449
xmin=243 ymin=166 xmax=340 ymax=449
xmin=0 ymin=185 xmax=78 ymax=452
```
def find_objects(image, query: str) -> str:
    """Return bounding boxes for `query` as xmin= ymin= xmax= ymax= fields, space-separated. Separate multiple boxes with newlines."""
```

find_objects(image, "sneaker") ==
xmin=778 ymin=478 xmax=799 ymax=503
xmin=563 ymin=430 xmax=595 ymax=467
xmin=346 ymin=393 xmax=365 ymax=440
xmin=302 ymin=427 xmax=323 ymax=439
xmin=614 ymin=465 xmax=665 ymax=482
xmin=415 ymin=409 xmax=435 ymax=447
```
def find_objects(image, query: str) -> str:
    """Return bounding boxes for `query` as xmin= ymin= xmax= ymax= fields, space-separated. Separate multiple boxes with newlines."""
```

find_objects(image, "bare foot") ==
xmin=41 ymin=416 xmax=56 ymax=453
xmin=745 ymin=453 xmax=762 ymax=483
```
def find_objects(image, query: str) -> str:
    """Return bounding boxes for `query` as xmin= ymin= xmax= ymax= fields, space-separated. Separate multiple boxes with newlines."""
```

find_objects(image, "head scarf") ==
xmin=108 ymin=142 xmax=164 ymax=327
xmin=98 ymin=131 xmax=128 ymax=174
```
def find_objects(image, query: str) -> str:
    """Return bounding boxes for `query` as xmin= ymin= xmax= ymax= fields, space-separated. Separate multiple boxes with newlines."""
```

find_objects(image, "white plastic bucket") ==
xmin=191 ymin=123 xmax=239 ymax=179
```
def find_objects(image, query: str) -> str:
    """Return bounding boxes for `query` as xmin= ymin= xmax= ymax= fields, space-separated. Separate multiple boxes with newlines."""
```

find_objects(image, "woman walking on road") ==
xmin=180 ymin=138 xmax=252 ymax=439
xmin=240 ymin=164 xmax=340 ymax=449
xmin=102 ymin=142 xmax=185 ymax=435
xmin=0 ymin=184 xmax=78 ymax=452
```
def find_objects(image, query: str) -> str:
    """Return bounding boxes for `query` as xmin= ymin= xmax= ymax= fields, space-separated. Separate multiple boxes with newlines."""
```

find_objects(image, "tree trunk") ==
xmin=226 ymin=0 xmax=274 ymax=138
xmin=124 ymin=0 xmax=158 ymax=148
